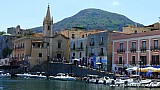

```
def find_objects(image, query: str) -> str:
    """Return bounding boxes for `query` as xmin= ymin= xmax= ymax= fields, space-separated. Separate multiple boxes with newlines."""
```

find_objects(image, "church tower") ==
xmin=43 ymin=4 xmax=53 ymax=37
xmin=43 ymin=5 xmax=53 ymax=59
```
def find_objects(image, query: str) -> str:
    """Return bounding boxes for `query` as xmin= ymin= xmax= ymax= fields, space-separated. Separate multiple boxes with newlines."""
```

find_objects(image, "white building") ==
xmin=70 ymin=38 xmax=87 ymax=65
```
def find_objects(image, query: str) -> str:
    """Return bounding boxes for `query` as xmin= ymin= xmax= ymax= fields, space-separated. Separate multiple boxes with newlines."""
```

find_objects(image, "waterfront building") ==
xmin=51 ymin=34 xmax=70 ymax=62
xmin=87 ymin=31 xmax=113 ymax=71
xmin=60 ymin=27 xmax=102 ymax=39
xmin=70 ymin=37 xmax=87 ymax=65
xmin=112 ymin=30 xmax=160 ymax=73
xmin=11 ymin=5 xmax=53 ymax=67
xmin=123 ymin=22 xmax=160 ymax=34
xmin=12 ymin=34 xmax=47 ymax=67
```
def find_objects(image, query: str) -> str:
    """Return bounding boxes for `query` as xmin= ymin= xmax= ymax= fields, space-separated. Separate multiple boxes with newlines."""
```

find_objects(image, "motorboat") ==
xmin=29 ymin=74 xmax=47 ymax=79
xmin=86 ymin=74 xmax=98 ymax=83
xmin=50 ymin=73 xmax=76 ymax=81
xmin=0 ymin=71 xmax=11 ymax=78
xmin=16 ymin=73 xmax=32 ymax=78
xmin=16 ymin=72 xmax=47 ymax=79
xmin=125 ymin=79 xmax=152 ymax=87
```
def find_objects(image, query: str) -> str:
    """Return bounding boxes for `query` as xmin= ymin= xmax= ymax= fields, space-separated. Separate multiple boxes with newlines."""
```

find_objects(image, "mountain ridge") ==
xmin=31 ymin=8 xmax=143 ymax=32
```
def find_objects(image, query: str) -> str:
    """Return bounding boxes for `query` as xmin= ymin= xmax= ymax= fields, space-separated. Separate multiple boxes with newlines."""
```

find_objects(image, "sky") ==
xmin=0 ymin=0 xmax=160 ymax=32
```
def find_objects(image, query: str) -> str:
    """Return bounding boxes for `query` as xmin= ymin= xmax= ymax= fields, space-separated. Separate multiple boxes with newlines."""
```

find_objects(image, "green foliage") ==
xmin=0 ymin=31 xmax=6 ymax=35
xmin=2 ymin=47 xmax=12 ymax=58
xmin=32 ymin=8 xmax=143 ymax=32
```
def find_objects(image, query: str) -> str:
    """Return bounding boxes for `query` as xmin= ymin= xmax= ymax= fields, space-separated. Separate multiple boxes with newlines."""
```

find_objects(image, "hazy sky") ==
xmin=0 ymin=0 xmax=160 ymax=31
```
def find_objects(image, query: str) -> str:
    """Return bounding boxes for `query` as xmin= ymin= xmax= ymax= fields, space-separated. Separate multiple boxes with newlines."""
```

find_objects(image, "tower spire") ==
xmin=45 ymin=4 xmax=51 ymax=20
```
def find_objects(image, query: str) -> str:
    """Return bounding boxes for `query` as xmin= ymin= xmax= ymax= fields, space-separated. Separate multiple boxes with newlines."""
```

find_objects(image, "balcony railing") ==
xmin=71 ymin=48 xmax=76 ymax=51
xmin=140 ymin=47 xmax=147 ymax=52
xmin=98 ymin=52 xmax=104 ymax=56
xmin=117 ymin=49 xmax=125 ymax=54
xmin=150 ymin=46 xmax=160 ymax=51
xmin=99 ymin=42 xmax=104 ymax=45
xmin=90 ymin=42 xmax=95 ymax=46
xmin=76 ymin=47 xmax=84 ymax=51
xmin=130 ymin=48 xmax=136 ymax=53
xmin=89 ymin=53 xmax=94 ymax=57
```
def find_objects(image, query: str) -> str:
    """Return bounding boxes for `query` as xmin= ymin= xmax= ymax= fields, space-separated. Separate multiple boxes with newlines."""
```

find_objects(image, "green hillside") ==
xmin=31 ymin=8 xmax=143 ymax=32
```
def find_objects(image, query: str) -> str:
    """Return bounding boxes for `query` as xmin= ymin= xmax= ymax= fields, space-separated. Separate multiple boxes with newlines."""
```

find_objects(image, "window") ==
xmin=80 ymin=42 xmax=83 ymax=49
xmin=120 ymin=43 xmax=123 ymax=50
xmin=39 ymin=53 xmax=42 ymax=57
xmin=134 ymin=30 xmax=137 ymax=33
xmin=132 ymin=56 xmax=136 ymax=64
xmin=48 ymin=25 xmax=50 ymax=30
xmin=91 ymin=38 xmax=94 ymax=43
xmin=23 ymin=43 xmax=24 ymax=48
xmin=91 ymin=48 xmax=94 ymax=53
xmin=152 ymin=55 xmax=159 ymax=65
xmin=72 ymin=34 xmax=75 ymax=39
xmin=73 ymin=53 xmax=75 ymax=56
xmin=58 ymin=42 xmax=61 ymax=48
xmin=82 ymin=35 xmax=84 ymax=38
xmin=101 ymin=48 xmax=103 ymax=53
xmin=73 ymin=43 xmax=75 ymax=50
xmin=119 ymin=57 xmax=122 ymax=64
xmin=38 ymin=44 xmax=40 ymax=47
xmin=154 ymin=40 xmax=158 ymax=49
xmin=132 ymin=42 xmax=136 ymax=49
xmin=142 ymin=41 xmax=146 ymax=49
xmin=32 ymin=43 xmax=35 ymax=46
xmin=100 ymin=37 xmax=103 ymax=43
xmin=140 ymin=56 xmax=147 ymax=65
xmin=80 ymin=52 xmax=82 ymax=58
xmin=47 ymin=43 xmax=49 ymax=47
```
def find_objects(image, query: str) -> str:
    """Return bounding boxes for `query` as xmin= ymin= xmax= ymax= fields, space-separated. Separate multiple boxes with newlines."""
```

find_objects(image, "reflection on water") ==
xmin=0 ymin=78 xmax=159 ymax=90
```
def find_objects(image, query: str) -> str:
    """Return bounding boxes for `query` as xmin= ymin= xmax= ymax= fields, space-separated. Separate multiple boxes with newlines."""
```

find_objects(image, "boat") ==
xmin=86 ymin=74 xmax=98 ymax=83
xmin=16 ymin=73 xmax=32 ymax=78
xmin=50 ymin=73 xmax=76 ymax=81
xmin=16 ymin=72 xmax=47 ymax=79
xmin=0 ymin=71 xmax=11 ymax=78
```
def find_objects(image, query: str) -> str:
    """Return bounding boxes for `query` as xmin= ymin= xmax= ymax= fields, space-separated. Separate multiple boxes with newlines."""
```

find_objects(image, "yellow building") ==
xmin=50 ymin=34 xmax=70 ymax=62
xmin=123 ymin=22 xmax=160 ymax=34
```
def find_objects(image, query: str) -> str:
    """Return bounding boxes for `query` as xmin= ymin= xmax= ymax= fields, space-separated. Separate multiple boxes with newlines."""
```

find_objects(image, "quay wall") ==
xmin=46 ymin=63 xmax=112 ymax=77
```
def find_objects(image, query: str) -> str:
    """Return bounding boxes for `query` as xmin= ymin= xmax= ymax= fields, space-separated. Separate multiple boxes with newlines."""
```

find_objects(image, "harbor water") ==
xmin=0 ymin=78 xmax=159 ymax=90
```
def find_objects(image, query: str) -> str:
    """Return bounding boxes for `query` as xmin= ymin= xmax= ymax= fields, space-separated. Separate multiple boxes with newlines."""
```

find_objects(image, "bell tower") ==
xmin=43 ymin=4 xmax=53 ymax=37
xmin=43 ymin=4 xmax=53 ymax=59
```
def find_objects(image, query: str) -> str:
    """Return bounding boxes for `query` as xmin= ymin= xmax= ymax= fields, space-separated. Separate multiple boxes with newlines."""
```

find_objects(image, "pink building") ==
xmin=112 ymin=30 xmax=160 ymax=72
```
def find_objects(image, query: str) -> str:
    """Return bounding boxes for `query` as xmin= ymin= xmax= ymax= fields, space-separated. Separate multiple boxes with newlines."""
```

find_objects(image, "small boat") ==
xmin=16 ymin=72 xmax=47 ymax=79
xmin=0 ymin=71 xmax=11 ymax=78
xmin=50 ymin=73 xmax=76 ymax=81
xmin=86 ymin=74 xmax=98 ymax=83
xmin=16 ymin=73 xmax=32 ymax=78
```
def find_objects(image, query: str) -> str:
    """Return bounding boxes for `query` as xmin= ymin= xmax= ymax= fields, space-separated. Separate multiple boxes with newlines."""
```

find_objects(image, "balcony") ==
xmin=71 ymin=48 xmax=76 ymax=51
xmin=117 ymin=49 xmax=125 ymax=54
xmin=150 ymin=46 xmax=160 ymax=51
xmin=98 ymin=52 xmax=104 ymax=56
xmin=99 ymin=42 xmax=104 ymax=45
xmin=140 ymin=47 xmax=147 ymax=52
xmin=89 ymin=53 xmax=94 ymax=57
xmin=130 ymin=48 xmax=136 ymax=53
xmin=90 ymin=42 xmax=95 ymax=46
xmin=76 ymin=47 xmax=84 ymax=51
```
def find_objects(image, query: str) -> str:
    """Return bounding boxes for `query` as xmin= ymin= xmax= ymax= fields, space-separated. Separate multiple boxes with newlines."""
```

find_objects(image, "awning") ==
xmin=72 ymin=58 xmax=80 ymax=61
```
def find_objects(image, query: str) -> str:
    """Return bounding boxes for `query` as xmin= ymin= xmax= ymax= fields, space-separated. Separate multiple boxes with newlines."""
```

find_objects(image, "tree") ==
xmin=0 ymin=31 xmax=6 ymax=35
xmin=2 ymin=47 xmax=12 ymax=58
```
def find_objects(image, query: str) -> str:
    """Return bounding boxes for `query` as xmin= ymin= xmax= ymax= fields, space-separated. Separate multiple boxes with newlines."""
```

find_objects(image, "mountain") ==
xmin=31 ymin=8 xmax=143 ymax=32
